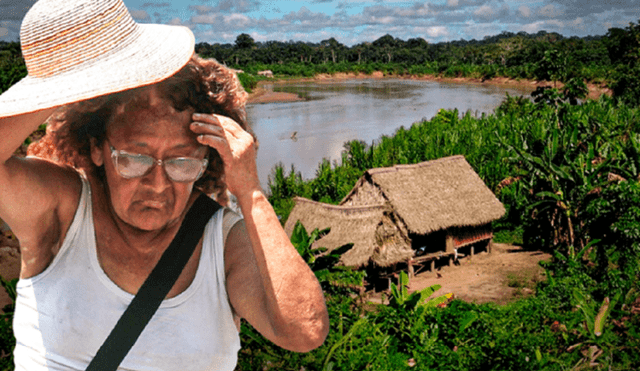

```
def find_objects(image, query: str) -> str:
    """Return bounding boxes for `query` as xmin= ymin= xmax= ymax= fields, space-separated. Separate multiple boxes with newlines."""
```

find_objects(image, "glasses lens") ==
xmin=115 ymin=152 xmax=154 ymax=178
xmin=164 ymin=158 xmax=207 ymax=182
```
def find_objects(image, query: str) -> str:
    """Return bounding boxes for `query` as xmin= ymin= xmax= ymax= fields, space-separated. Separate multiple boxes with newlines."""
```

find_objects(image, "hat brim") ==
xmin=0 ymin=24 xmax=195 ymax=119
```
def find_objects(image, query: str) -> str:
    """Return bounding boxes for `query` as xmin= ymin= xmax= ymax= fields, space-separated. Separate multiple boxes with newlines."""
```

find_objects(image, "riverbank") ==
xmin=247 ymin=72 xmax=612 ymax=104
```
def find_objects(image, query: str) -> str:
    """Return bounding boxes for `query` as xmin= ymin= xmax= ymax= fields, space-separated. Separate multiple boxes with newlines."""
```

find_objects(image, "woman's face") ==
xmin=91 ymin=90 xmax=207 ymax=232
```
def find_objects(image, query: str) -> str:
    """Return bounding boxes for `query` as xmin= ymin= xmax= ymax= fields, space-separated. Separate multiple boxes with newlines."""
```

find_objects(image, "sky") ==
xmin=1 ymin=1 xmax=638 ymax=46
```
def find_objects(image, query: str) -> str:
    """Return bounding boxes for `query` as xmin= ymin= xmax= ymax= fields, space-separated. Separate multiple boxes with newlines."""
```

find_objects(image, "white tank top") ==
xmin=13 ymin=176 xmax=241 ymax=371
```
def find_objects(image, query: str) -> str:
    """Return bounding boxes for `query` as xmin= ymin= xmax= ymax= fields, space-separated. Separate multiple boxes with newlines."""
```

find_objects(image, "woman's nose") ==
xmin=143 ymin=161 xmax=172 ymax=190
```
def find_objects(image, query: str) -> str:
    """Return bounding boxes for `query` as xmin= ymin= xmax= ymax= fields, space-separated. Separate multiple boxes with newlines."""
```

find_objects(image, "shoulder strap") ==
xmin=86 ymin=194 xmax=220 ymax=371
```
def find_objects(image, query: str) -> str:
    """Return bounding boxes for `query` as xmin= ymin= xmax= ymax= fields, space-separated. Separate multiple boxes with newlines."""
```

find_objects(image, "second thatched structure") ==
xmin=284 ymin=155 xmax=505 ymax=269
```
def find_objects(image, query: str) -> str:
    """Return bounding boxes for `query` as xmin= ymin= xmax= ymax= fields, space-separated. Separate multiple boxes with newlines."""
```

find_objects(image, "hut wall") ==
xmin=342 ymin=179 xmax=385 ymax=207
xmin=450 ymin=223 xmax=493 ymax=248
xmin=372 ymin=212 xmax=413 ymax=267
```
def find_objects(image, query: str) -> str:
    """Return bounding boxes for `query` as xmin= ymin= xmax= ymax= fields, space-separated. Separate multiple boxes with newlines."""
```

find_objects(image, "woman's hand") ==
xmin=192 ymin=113 xmax=329 ymax=352
xmin=190 ymin=113 xmax=260 ymax=197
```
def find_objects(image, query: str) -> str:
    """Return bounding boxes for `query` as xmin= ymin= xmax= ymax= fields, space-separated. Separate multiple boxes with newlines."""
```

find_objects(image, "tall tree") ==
xmin=235 ymin=33 xmax=256 ymax=50
xmin=320 ymin=38 xmax=345 ymax=63
xmin=373 ymin=34 xmax=397 ymax=63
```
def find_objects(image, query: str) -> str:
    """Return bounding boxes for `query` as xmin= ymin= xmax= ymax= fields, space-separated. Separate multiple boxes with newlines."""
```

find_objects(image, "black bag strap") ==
xmin=86 ymin=193 xmax=221 ymax=371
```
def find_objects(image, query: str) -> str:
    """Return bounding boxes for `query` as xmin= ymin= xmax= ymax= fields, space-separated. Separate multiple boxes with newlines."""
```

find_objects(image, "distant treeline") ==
xmin=197 ymin=30 xmax=607 ymax=69
xmin=2 ymin=19 xmax=639 ymax=103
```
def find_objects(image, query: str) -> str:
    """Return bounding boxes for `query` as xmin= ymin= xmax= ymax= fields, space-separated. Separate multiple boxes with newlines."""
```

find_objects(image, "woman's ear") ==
xmin=90 ymin=138 xmax=104 ymax=167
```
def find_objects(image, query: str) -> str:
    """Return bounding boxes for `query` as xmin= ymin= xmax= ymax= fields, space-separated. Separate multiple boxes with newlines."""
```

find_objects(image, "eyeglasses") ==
xmin=107 ymin=140 xmax=208 ymax=183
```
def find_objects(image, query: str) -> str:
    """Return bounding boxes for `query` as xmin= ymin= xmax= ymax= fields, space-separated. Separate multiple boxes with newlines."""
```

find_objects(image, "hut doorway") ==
xmin=410 ymin=229 xmax=446 ymax=256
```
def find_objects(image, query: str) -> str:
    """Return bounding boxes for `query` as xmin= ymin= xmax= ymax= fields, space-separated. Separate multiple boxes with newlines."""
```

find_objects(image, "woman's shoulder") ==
xmin=4 ymin=156 xmax=83 ymax=227
xmin=6 ymin=157 xmax=83 ymax=278
xmin=25 ymin=157 xmax=84 ymax=220
xmin=222 ymin=207 xmax=243 ymax=244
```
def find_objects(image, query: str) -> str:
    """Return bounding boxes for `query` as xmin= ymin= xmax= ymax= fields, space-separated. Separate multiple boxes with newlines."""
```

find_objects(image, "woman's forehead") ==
xmin=108 ymin=103 xmax=194 ymax=136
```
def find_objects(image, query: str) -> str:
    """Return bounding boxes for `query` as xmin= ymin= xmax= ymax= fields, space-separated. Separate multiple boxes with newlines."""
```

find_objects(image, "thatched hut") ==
xmin=284 ymin=155 xmax=505 ymax=269
xmin=283 ymin=199 xmax=414 ymax=267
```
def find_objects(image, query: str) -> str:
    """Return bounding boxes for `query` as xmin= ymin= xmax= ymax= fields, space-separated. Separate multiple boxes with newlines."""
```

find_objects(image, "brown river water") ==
xmin=246 ymin=79 xmax=532 ymax=190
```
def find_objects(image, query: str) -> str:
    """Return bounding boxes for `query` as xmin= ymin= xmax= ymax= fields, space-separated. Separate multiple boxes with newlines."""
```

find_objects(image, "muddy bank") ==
xmin=247 ymin=72 xmax=611 ymax=104
xmin=247 ymin=87 xmax=306 ymax=104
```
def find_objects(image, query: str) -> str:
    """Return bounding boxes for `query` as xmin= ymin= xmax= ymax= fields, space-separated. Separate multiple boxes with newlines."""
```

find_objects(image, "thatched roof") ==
xmin=341 ymin=155 xmax=505 ymax=235
xmin=284 ymin=197 xmax=413 ymax=267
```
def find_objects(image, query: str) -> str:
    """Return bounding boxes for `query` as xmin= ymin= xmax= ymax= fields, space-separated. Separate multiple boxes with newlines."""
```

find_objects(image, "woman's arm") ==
xmin=0 ymin=109 xmax=55 ymax=162
xmin=191 ymin=113 xmax=330 ymax=352
xmin=0 ymin=109 xmax=82 ymax=277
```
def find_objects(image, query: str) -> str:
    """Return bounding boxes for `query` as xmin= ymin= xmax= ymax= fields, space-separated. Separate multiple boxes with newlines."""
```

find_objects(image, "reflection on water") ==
xmin=247 ymin=79 xmax=532 ymax=190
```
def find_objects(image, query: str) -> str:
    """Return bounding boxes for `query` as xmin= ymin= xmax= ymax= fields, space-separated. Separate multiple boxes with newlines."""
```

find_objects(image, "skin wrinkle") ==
xmin=92 ymin=92 xmax=200 ymax=234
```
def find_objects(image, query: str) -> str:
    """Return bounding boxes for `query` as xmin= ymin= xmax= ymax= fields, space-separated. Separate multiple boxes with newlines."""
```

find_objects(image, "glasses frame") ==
xmin=107 ymin=140 xmax=209 ymax=183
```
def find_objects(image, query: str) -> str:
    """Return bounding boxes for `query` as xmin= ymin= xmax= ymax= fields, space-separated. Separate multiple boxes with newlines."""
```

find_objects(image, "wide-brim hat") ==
xmin=0 ymin=0 xmax=195 ymax=119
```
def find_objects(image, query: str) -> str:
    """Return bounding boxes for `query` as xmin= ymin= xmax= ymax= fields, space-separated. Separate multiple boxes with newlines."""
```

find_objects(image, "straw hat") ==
xmin=0 ymin=0 xmax=195 ymax=118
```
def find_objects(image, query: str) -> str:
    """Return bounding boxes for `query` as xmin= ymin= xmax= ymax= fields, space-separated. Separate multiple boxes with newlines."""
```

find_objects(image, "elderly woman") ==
xmin=0 ymin=0 xmax=328 ymax=370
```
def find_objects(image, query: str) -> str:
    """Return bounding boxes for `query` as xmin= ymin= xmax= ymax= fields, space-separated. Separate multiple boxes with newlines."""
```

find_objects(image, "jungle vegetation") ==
xmin=1 ymin=21 xmax=640 ymax=370
xmin=257 ymin=21 xmax=640 ymax=370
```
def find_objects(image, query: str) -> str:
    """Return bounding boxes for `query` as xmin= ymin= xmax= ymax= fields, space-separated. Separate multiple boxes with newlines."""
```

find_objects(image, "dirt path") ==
xmin=365 ymin=243 xmax=551 ymax=306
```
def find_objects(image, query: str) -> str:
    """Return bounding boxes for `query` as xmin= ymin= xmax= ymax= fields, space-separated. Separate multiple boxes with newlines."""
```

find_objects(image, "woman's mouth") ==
xmin=138 ymin=200 xmax=166 ymax=208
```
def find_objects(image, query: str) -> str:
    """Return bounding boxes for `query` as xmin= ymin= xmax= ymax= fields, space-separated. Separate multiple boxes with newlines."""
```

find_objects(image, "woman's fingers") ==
xmin=192 ymin=113 xmax=243 ymax=138
xmin=195 ymin=132 xmax=227 ymax=152
xmin=191 ymin=113 xmax=254 ymax=148
xmin=190 ymin=121 xmax=223 ymax=137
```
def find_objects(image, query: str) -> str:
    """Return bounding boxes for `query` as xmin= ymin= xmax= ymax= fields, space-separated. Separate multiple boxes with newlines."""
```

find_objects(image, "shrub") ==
xmin=236 ymin=72 xmax=257 ymax=93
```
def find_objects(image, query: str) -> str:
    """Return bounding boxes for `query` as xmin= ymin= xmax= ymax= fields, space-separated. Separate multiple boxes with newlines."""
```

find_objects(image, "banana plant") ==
xmin=572 ymin=288 xmax=620 ymax=340
xmin=290 ymin=221 xmax=365 ymax=293
xmin=497 ymin=102 xmax=614 ymax=251
xmin=388 ymin=271 xmax=452 ymax=311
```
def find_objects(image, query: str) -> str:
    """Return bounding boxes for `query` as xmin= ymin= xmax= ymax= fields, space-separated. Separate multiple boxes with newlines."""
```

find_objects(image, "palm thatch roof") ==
xmin=283 ymin=198 xmax=413 ymax=267
xmin=340 ymin=155 xmax=505 ymax=235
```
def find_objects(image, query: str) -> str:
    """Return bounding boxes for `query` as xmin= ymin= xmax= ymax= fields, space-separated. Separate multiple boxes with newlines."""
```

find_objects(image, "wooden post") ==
xmin=430 ymin=259 xmax=436 ymax=272
xmin=470 ymin=246 xmax=475 ymax=259
xmin=408 ymin=258 xmax=415 ymax=281
xmin=448 ymin=256 xmax=453 ymax=266
xmin=445 ymin=234 xmax=454 ymax=254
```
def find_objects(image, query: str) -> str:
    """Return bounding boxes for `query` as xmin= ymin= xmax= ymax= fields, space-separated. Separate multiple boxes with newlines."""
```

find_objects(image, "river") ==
xmin=246 ymin=79 xmax=532 ymax=190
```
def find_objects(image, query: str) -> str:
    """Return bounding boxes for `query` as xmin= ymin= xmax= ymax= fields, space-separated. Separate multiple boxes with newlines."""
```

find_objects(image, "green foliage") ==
xmin=0 ymin=276 xmax=17 ymax=370
xmin=0 ymin=42 xmax=27 ymax=94
xmin=605 ymin=20 xmax=640 ymax=105
xmin=572 ymin=289 xmax=619 ymax=340
xmin=496 ymin=93 xmax=638 ymax=254
xmin=387 ymin=271 xmax=450 ymax=311
xmin=584 ymin=181 xmax=640 ymax=295
xmin=267 ymin=163 xmax=307 ymax=223
xmin=236 ymin=72 xmax=257 ymax=93
xmin=234 ymin=34 xmax=256 ymax=50
xmin=290 ymin=221 xmax=365 ymax=294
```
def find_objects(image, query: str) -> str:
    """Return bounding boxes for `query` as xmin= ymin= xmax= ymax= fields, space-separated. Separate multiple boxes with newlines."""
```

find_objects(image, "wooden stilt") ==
xmin=408 ymin=259 xmax=415 ymax=280
xmin=430 ymin=259 xmax=436 ymax=272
